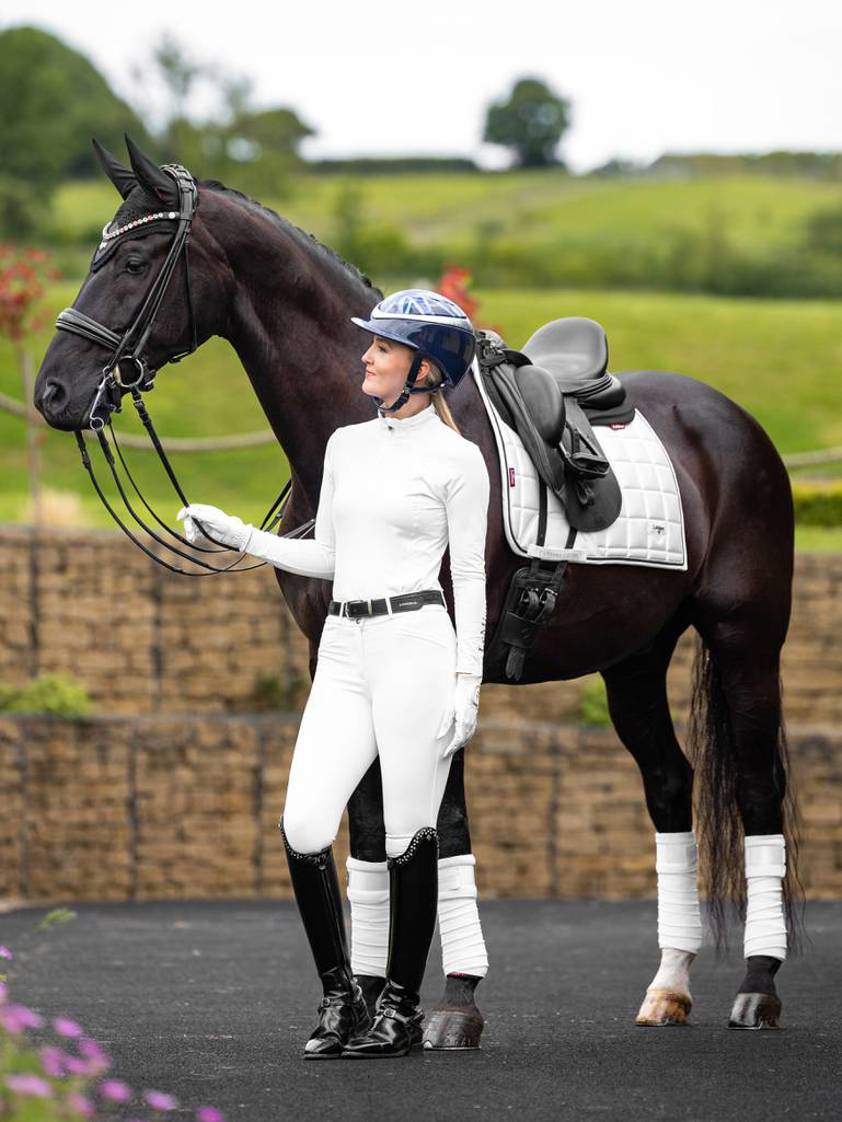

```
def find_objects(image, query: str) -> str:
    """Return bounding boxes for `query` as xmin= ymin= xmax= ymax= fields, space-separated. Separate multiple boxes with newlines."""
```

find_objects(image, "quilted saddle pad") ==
xmin=471 ymin=359 xmax=688 ymax=570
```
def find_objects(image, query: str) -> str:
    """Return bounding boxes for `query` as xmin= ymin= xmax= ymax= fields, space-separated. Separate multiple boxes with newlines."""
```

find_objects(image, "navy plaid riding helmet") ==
xmin=350 ymin=289 xmax=477 ymax=393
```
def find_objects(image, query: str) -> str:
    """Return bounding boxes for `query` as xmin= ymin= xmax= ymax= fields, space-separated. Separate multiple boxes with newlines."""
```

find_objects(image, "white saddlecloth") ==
xmin=472 ymin=359 xmax=688 ymax=570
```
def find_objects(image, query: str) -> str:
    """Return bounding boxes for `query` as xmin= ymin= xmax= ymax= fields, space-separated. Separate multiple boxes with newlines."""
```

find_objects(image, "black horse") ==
xmin=34 ymin=138 xmax=800 ymax=1036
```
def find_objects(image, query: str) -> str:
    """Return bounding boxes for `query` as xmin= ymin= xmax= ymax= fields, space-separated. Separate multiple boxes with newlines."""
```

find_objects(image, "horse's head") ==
xmin=35 ymin=135 xmax=227 ymax=431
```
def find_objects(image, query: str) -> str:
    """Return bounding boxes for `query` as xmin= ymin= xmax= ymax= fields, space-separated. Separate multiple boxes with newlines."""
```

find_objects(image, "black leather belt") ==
xmin=328 ymin=589 xmax=445 ymax=619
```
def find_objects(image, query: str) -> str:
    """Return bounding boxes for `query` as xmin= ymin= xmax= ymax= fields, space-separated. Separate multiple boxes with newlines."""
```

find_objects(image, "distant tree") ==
xmin=202 ymin=95 xmax=315 ymax=197
xmin=153 ymin=31 xmax=204 ymax=121
xmin=130 ymin=34 xmax=313 ymax=195
xmin=0 ymin=25 xmax=150 ymax=192
xmin=128 ymin=31 xmax=208 ymax=165
xmin=483 ymin=77 xmax=571 ymax=169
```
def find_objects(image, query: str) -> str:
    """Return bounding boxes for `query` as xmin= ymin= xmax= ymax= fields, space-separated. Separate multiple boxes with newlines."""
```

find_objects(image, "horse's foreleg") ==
xmin=602 ymin=627 xmax=701 ymax=1026
xmin=346 ymin=753 xmax=488 ymax=1048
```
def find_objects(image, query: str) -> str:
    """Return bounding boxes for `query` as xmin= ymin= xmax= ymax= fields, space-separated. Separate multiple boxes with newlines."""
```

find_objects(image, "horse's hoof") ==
xmin=422 ymin=1007 xmax=484 ymax=1050
xmin=635 ymin=988 xmax=692 ymax=1026
xmin=728 ymin=993 xmax=782 ymax=1029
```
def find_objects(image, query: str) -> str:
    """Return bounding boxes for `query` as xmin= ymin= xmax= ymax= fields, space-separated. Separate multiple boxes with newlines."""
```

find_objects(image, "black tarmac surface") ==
xmin=2 ymin=900 xmax=841 ymax=1122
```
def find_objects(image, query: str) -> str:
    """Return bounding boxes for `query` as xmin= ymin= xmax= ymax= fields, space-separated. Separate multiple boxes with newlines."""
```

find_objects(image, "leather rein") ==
xmin=54 ymin=163 xmax=314 ymax=576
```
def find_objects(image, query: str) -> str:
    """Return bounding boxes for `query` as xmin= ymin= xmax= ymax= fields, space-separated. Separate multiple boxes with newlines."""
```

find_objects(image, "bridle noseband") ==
xmin=52 ymin=163 xmax=312 ymax=576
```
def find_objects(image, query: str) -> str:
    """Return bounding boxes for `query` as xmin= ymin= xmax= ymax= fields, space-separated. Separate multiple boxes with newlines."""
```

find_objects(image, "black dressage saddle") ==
xmin=477 ymin=317 xmax=634 ymax=533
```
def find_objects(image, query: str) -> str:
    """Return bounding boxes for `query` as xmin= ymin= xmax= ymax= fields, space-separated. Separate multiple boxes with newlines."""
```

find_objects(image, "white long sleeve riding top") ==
xmin=245 ymin=403 xmax=490 ymax=677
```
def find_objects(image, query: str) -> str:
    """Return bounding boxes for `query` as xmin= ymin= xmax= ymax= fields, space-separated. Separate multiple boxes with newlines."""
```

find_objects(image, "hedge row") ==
xmin=792 ymin=482 xmax=842 ymax=526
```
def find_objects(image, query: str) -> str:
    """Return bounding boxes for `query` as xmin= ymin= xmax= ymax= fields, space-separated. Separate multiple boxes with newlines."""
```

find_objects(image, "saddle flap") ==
xmin=560 ymin=400 xmax=623 ymax=533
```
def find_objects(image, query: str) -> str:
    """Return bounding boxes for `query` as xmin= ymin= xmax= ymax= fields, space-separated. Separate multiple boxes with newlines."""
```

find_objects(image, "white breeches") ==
xmin=282 ymin=605 xmax=457 ymax=859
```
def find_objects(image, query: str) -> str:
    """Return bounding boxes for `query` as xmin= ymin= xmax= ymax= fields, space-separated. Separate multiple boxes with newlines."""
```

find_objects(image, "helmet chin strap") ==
xmin=376 ymin=352 xmax=440 ymax=416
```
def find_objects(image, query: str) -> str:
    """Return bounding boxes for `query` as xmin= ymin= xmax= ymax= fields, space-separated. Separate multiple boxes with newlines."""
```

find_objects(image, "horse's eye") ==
xmin=125 ymin=257 xmax=145 ymax=275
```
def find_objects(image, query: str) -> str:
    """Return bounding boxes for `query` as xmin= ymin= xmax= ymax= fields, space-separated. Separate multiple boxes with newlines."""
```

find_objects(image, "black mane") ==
xmin=198 ymin=178 xmax=383 ymax=300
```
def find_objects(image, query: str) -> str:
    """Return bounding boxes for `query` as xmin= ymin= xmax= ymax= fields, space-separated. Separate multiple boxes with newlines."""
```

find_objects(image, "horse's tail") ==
xmin=687 ymin=637 xmax=805 ymax=954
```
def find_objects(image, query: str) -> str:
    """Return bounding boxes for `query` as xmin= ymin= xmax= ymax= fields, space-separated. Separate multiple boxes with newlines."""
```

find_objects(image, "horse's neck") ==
xmin=212 ymin=196 xmax=377 ymax=500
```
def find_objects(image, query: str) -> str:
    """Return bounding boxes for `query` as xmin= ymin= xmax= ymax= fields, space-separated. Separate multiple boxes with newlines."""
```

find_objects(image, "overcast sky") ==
xmin=3 ymin=0 xmax=841 ymax=172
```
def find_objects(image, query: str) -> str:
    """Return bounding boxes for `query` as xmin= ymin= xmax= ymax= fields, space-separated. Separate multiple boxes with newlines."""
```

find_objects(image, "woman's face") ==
xmin=361 ymin=335 xmax=427 ymax=405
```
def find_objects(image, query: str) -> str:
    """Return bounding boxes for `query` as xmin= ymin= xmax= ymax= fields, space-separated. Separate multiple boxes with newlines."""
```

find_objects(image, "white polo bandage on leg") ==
xmin=346 ymin=856 xmax=389 ymax=977
xmin=655 ymin=831 xmax=703 ymax=954
xmin=744 ymin=834 xmax=787 ymax=961
xmin=437 ymin=854 xmax=489 ymax=978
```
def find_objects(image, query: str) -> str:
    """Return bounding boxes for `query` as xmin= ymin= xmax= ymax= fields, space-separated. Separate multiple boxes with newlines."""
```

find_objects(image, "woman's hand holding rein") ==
xmin=177 ymin=503 xmax=255 ymax=552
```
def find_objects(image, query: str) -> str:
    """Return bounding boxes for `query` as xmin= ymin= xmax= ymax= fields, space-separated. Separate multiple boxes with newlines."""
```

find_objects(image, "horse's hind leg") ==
xmin=601 ymin=615 xmax=702 ymax=1026
xmin=691 ymin=615 xmax=790 ymax=1030
xmin=425 ymin=751 xmax=488 ymax=1049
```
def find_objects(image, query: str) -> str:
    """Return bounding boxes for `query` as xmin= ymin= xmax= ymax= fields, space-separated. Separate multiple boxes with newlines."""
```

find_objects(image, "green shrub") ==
xmin=0 ymin=176 xmax=50 ymax=240
xmin=791 ymin=481 xmax=842 ymax=527
xmin=0 ymin=674 xmax=93 ymax=717
xmin=249 ymin=671 xmax=308 ymax=712
xmin=579 ymin=677 xmax=612 ymax=728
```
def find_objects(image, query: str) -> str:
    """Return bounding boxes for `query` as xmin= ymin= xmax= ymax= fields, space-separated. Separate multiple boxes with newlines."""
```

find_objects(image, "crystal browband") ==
xmin=99 ymin=210 xmax=179 ymax=247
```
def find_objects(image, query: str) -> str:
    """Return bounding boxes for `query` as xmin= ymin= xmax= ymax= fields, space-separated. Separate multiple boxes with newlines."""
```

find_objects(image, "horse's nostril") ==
xmin=43 ymin=380 xmax=67 ymax=411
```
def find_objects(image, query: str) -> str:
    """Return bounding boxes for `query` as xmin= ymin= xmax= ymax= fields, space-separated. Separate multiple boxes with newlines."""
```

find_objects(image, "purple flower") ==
xmin=39 ymin=1043 xmax=67 ymax=1077
xmin=1 ymin=1003 xmax=45 ymax=1033
xmin=67 ymin=1091 xmax=96 ymax=1118
xmin=53 ymin=1016 xmax=85 ymax=1038
xmin=5 ymin=1072 xmax=53 ymax=1098
xmin=197 ymin=1107 xmax=225 ymax=1122
xmin=65 ymin=1054 xmax=107 ymax=1077
xmin=0 ymin=945 xmax=12 ymax=960
xmin=64 ymin=1056 xmax=87 ymax=1074
xmin=99 ymin=1079 xmax=134 ymax=1104
xmin=78 ymin=1037 xmax=112 ymax=1073
xmin=78 ymin=1036 xmax=104 ymax=1057
xmin=144 ymin=1089 xmax=179 ymax=1112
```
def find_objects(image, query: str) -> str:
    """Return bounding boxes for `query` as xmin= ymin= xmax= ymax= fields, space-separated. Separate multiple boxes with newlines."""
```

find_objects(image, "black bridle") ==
xmin=54 ymin=163 xmax=313 ymax=576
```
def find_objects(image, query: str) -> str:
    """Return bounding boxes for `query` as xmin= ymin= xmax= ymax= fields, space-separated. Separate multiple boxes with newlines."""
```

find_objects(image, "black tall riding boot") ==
xmin=343 ymin=827 xmax=439 ymax=1059
xmin=280 ymin=820 xmax=371 ymax=1059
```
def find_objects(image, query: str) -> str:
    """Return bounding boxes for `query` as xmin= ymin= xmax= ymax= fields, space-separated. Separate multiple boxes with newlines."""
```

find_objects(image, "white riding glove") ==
xmin=176 ymin=503 xmax=254 ymax=552
xmin=437 ymin=672 xmax=482 ymax=759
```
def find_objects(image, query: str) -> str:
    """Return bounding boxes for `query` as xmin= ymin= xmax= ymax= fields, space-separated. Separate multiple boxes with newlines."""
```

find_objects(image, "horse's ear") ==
xmin=124 ymin=133 xmax=178 ymax=206
xmin=91 ymin=137 xmax=138 ymax=200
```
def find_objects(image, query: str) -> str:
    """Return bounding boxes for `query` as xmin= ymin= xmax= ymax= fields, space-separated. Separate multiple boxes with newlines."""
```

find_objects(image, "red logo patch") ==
xmin=609 ymin=423 xmax=627 ymax=430
xmin=508 ymin=467 xmax=516 ymax=487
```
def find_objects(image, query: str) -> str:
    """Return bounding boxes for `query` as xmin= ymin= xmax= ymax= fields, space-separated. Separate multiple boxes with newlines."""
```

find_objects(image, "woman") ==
xmin=178 ymin=290 xmax=490 ymax=1060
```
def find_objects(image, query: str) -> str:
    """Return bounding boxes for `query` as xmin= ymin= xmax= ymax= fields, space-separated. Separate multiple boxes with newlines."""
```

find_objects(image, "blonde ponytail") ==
xmin=422 ymin=361 xmax=462 ymax=435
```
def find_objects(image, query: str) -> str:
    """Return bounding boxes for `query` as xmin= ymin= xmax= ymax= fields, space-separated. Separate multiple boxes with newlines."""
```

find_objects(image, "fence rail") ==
xmin=0 ymin=390 xmax=276 ymax=452
xmin=2 ymin=388 xmax=841 ymax=466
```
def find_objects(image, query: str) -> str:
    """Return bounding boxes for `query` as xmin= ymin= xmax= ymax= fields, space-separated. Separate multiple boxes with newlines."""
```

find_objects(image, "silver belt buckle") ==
xmin=366 ymin=599 xmax=373 ymax=616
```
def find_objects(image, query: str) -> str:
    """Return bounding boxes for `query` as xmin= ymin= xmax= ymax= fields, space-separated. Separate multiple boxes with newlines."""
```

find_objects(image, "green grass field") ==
xmin=2 ymin=171 xmax=840 ymax=547
xmin=3 ymin=282 xmax=842 ymax=547
xmin=52 ymin=172 xmax=841 ymax=253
